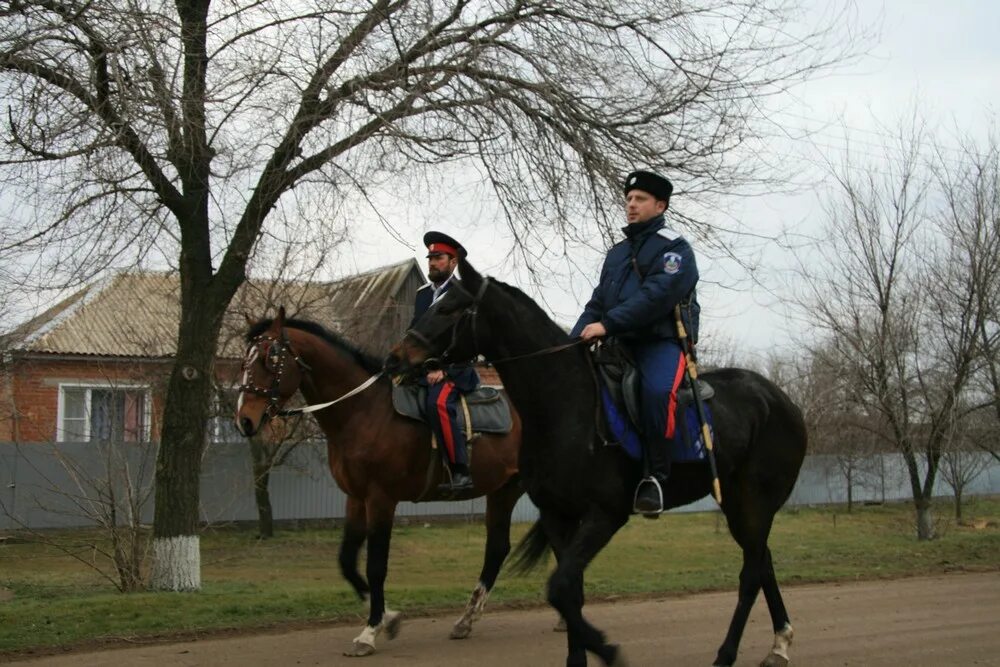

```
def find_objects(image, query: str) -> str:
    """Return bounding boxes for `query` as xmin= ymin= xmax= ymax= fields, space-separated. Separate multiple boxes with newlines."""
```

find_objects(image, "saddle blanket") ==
xmin=391 ymin=384 xmax=514 ymax=435
xmin=599 ymin=381 xmax=715 ymax=463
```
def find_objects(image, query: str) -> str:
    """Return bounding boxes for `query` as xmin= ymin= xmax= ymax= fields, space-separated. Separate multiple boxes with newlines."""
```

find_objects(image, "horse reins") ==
xmin=278 ymin=372 xmax=383 ymax=416
xmin=488 ymin=339 xmax=587 ymax=364
xmin=409 ymin=276 xmax=588 ymax=369
xmin=240 ymin=331 xmax=382 ymax=418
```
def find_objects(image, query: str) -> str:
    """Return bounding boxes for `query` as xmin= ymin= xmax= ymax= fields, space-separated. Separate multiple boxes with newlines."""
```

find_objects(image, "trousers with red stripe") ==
xmin=426 ymin=380 xmax=468 ymax=467
xmin=627 ymin=339 xmax=686 ymax=479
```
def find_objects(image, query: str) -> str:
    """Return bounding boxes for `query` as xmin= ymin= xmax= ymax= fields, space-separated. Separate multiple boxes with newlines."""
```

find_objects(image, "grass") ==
xmin=1 ymin=496 xmax=998 ymax=656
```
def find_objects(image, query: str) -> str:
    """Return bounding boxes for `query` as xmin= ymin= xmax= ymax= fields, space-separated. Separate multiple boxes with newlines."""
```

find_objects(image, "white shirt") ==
xmin=432 ymin=274 xmax=455 ymax=304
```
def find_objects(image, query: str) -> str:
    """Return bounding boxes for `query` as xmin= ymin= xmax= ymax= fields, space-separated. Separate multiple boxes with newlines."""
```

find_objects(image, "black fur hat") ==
xmin=624 ymin=170 xmax=673 ymax=206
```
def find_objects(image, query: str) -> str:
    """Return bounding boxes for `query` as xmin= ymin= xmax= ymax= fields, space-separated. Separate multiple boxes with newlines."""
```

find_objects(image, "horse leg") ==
xmin=538 ymin=511 xmax=588 ymax=667
xmin=713 ymin=502 xmax=776 ymax=667
xmin=345 ymin=496 xmax=401 ymax=658
xmin=543 ymin=508 xmax=629 ymax=667
xmin=759 ymin=547 xmax=794 ymax=667
xmin=338 ymin=496 xmax=370 ymax=602
xmin=451 ymin=478 xmax=522 ymax=639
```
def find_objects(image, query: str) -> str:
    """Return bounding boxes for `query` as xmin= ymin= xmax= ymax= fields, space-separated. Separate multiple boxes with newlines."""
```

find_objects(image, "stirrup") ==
xmin=438 ymin=464 xmax=473 ymax=493
xmin=442 ymin=471 xmax=472 ymax=490
xmin=633 ymin=476 xmax=664 ymax=517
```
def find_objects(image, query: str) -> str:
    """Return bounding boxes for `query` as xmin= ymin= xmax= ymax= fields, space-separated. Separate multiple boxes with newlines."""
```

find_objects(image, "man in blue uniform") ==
xmin=411 ymin=231 xmax=480 ymax=492
xmin=570 ymin=171 xmax=700 ymax=514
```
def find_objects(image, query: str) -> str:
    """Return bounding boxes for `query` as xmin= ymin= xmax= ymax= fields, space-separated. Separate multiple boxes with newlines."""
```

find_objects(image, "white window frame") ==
xmin=56 ymin=382 xmax=153 ymax=443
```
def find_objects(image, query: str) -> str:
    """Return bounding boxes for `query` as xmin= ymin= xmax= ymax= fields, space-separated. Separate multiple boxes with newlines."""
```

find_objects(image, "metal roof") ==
xmin=1 ymin=260 xmax=424 ymax=360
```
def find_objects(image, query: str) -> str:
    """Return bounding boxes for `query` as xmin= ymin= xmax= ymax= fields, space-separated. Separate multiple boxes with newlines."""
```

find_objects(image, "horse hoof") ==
xmin=384 ymin=611 xmax=403 ymax=640
xmin=713 ymin=652 xmax=735 ymax=666
xmin=450 ymin=621 xmax=472 ymax=639
xmin=760 ymin=654 xmax=789 ymax=667
xmin=553 ymin=617 xmax=567 ymax=632
xmin=608 ymin=645 xmax=629 ymax=667
xmin=344 ymin=642 xmax=376 ymax=657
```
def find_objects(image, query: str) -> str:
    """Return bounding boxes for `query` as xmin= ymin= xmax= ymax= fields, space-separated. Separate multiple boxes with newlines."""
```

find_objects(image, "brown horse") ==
xmin=235 ymin=308 xmax=523 ymax=657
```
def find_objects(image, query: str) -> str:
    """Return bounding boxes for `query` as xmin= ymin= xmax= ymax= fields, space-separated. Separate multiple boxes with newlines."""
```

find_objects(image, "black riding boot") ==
xmin=634 ymin=439 xmax=671 ymax=516
xmin=440 ymin=462 xmax=473 ymax=493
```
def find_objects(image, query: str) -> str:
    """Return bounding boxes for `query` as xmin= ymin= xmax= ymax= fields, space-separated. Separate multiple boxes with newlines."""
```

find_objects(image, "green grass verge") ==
xmin=1 ymin=497 xmax=998 ymax=655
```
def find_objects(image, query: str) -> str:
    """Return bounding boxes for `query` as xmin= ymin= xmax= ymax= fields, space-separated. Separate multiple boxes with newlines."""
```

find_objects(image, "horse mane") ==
xmin=485 ymin=278 xmax=572 ymax=341
xmin=246 ymin=317 xmax=383 ymax=374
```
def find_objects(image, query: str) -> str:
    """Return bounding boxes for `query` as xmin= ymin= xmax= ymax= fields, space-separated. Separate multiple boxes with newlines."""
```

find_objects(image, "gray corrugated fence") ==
xmin=1 ymin=441 xmax=998 ymax=530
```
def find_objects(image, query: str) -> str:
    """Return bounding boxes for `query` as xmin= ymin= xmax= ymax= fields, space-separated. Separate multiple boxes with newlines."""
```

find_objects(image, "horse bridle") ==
xmin=240 ymin=329 xmax=383 ymax=418
xmin=239 ymin=331 xmax=312 ymax=420
xmin=403 ymin=276 xmax=491 ymax=369
xmin=404 ymin=276 xmax=585 ymax=368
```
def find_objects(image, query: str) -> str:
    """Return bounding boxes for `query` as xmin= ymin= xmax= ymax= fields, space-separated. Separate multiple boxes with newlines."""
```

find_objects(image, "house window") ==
xmin=212 ymin=388 xmax=243 ymax=444
xmin=58 ymin=385 xmax=150 ymax=443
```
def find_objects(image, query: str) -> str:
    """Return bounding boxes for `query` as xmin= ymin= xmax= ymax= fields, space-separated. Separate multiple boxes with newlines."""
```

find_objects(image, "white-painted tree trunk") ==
xmin=150 ymin=535 xmax=201 ymax=591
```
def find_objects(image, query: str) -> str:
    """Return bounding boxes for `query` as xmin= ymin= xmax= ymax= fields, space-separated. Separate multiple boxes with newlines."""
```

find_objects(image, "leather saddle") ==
xmin=592 ymin=341 xmax=714 ymax=461
xmin=391 ymin=384 xmax=514 ymax=436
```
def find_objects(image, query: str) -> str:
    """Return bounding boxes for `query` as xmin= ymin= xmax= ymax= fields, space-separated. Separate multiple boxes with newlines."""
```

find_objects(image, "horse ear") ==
xmin=243 ymin=311 xmax=254 ymax=326
xmin=276 ymin=305 xmax=286 ymax=328
xmin=458 ymin=258 xmax=483 ymax=292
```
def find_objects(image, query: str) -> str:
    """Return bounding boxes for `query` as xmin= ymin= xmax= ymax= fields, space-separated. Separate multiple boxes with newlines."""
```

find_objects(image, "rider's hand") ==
xmin=580 ymin=322 xmax=607 ymax=342
xmin=426 ymin=369 xmax=446 ymax=384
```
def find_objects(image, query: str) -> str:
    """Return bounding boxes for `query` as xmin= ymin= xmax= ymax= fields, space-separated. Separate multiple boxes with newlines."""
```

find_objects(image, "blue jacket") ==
xmin=410 ymin=278 xmax=480 ymax=392
xmin=570 ymin=215 xmax=700 ymax=343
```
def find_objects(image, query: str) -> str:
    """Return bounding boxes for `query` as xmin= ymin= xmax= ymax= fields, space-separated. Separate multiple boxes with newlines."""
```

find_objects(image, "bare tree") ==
xmin=919 ymin=129 xmax=1000 ymax=519
xmin=942 ymin=134 xmax=1000 ymax=465
xmin=939 ymin=406 xmax=992 ymax=521
xmin=965 ymin=404 xmax=1000 ymax=467
xmin=1 ymin=0 xmax=862 ymax=589
xmin=796 ymin=114 xmax=1000 ymax=539
xmin=795 ymin=113 xmax=934 ymax=536
xmin=212 ymin=369 xmax=324 ymax=539
xmin=770 ymin=345 xmax=882 ymax=511
xmin=0 ymin=367 xmax=159 ymax=592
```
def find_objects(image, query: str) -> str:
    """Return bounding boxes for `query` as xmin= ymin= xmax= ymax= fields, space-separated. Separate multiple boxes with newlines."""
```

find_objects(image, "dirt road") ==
xmin=13 ymin=572 xmax=1000 ymax=666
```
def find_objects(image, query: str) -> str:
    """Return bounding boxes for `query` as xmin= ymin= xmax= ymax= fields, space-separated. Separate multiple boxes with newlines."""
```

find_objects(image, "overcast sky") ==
xmin=7 ymin=2 xmax=999 ymax=365
xmin=335 ymin=1 xmax=1000 ymax=364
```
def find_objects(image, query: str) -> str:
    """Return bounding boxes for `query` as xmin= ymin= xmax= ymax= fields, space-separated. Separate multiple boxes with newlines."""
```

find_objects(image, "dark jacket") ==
xmin=410 ymin=283 xmax=437 ymax=329
xmin=570 ymin=214 xmax=699 ymax=343
xmin=410 ymin=278 xmax=479 ymax=392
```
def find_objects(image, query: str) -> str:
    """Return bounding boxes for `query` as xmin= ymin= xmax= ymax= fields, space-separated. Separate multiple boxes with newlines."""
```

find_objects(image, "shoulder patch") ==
xmin=663 ymin=251 xmax=683 ymax=274
xmin=656 ymin=228 xmax=680 ymax=242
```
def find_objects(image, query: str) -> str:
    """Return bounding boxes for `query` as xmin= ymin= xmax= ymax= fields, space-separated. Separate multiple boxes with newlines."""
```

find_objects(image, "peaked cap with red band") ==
xmin=423 ymin=231 xmax=467 ymax=259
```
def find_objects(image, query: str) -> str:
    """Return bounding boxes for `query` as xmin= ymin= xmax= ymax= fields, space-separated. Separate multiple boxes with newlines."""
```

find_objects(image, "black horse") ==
xmin=388 ymin=260 xmax=808 ymax=667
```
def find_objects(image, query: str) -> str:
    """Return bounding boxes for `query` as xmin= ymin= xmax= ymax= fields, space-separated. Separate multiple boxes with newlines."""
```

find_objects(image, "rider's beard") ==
xmin=428 ymin=266 xmax=453 ymax=284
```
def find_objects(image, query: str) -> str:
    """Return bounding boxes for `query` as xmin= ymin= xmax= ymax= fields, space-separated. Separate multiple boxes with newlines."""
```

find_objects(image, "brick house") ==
xmin=0 ymin=259 xmax=501 ymax=445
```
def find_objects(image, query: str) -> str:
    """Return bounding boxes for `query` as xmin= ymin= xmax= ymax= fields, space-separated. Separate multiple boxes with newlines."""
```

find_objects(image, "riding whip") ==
xmin=674 ymin=304 xmax=722 ymax=505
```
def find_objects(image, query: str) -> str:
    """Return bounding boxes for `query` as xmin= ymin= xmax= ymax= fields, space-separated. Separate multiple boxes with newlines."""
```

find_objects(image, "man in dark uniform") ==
xmin=411 ymin=231 xmax=480 ymax=492
xmin=570 ymin=171 xmax=700 ymax=514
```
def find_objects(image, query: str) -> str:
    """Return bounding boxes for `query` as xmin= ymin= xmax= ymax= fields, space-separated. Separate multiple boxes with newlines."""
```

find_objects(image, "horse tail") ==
xmin=508 ymin=519 xmax=551 ymax=574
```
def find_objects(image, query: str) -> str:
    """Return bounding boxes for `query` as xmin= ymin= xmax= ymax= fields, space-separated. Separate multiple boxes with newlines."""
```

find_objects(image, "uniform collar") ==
xmin=431 ymin=273 xmax=456 ymax=301
xmin=622 ymin=214 xmax=665 ymax=240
